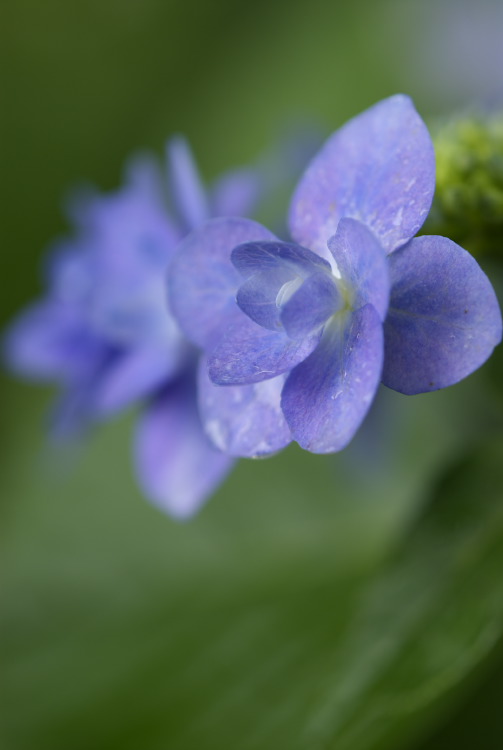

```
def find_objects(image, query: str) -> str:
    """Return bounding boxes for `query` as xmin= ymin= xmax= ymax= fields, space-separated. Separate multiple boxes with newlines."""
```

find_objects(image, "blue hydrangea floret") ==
xmin=4 ymin=138 xmax=264 ymax=517
xmin=169 ymin=95 xmax=502 ymax=455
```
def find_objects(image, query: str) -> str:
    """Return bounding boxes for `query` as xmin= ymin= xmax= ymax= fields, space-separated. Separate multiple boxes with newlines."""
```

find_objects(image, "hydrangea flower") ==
xmin=5 ymin=138 xmax=267 ymax=518
xmin=169 ymin=95 xmax=502 ymax=455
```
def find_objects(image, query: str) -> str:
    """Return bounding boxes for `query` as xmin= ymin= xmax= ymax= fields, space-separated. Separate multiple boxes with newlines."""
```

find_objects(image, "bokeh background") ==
xmin=2 ymin=1 xmax=503 ymax=748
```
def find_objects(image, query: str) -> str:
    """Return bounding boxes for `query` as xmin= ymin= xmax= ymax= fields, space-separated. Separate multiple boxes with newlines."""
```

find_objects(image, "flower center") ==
xmin=333 ymin=274 xmax=355 ymax=312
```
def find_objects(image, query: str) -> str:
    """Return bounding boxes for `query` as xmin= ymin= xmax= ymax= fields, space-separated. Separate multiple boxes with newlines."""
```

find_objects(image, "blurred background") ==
xmin=2 ymin=1 xmax=503 ymax=748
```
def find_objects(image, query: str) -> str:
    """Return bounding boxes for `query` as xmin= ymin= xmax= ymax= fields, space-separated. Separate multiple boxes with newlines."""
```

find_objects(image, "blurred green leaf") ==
xmin=414 ymin=637 xmax=503 ymax=750
xmin=2 ymin=381 xmax=503 ymax=750
xmin=302 ymin=439 xmax=503 ymax=750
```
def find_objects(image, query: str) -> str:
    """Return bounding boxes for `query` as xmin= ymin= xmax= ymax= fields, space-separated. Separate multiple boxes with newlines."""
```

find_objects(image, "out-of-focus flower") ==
xmin=170 ymin=96 xmax=502 ymax=455
xmin=5 ymin=138 xmax=268 ymax=518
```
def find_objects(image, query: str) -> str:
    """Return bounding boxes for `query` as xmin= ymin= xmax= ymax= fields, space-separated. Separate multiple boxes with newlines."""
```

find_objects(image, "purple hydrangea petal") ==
xmin=91 ymin=343 xmax=191 ymax=416
xmin=231 ymin=240 xmax=331 ymax=279
xmin=4 ymin=301 xmax=104 ymax=383
xmin=169 ymin=217 xmax=276 ymax=350
xmin=236 ymin=265 xmax=294 ymax=331
xmin=289 ymin=95 xmax=435 ymax=256
xmin=281 ymin=305 xmax=384 ymax=453
xmin=74 ymin=184 xmax=180 ymax=348
xmin=124 ymin=153 xmax=168 ymax=208
xmin=89 ymin=276 xmax=183 ymax=348
xmin=208 ymin=314 xmax=322 ymax=385
xmin=327 ymin=218 xmax=390 ymax=320
xmin=197 ymin=356 xmax=291 ymax=457
xmin=280 ymin=270 xmax=341 ymax=340
xmin=45 ymin=244 xmax=93 ymax=306
xmin=210 ymin=168 xmax=262 ymax=218
xmin=85 ymin=187 xmax=179 ymax=272
xmin=50 ymin=381 xmax=98 ymax=437
xmin=66 ymin=151 xmax=170 ymax=229
xmin=382 ymin=235 xmax=503 ymax=394
xmin=135 ymin=377 xmax=234 ymax=519
xmin=167 ymin=136 xmax=210 ymax=231
xmin=232 ymin=240 xmax=333 ymax=332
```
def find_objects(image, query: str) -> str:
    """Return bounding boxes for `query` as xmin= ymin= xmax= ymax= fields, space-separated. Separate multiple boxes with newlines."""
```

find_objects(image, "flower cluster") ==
xmin=169 ymin=95 xmax=502 ymax=461
xmin=6 ymin=95 xmax=502 ymax=517
xmin=5 ymin=138 xmax=263 ymax=517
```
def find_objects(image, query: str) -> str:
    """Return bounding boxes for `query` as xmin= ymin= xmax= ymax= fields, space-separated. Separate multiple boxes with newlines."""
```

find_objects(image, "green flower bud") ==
xmin=424 ymin=113 xmax=503 ymax=258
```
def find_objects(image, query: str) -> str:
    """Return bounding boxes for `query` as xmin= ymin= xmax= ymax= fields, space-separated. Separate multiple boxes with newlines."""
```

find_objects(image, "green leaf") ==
xmin=2 ymin=375 xmax=503 ymax=750
xmin=301 ymin=440 xmax=503 ymax=750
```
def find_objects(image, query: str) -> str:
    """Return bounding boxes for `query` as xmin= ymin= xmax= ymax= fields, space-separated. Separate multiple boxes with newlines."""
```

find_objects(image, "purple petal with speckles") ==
xmin=383 ymin=235 xmax=502 ymax=394
xmin=282 ymin=305 xmax=383 ymax=453
xmin=208 ymin=314 xmax=322 ymax=385
xmin=198 ymin=357 xmax=291 ymax=457
xmin=169 ymin=217 xmax=276 ymax=351
xmin=289 ymin=95 xmax=435 ymax=257
xmin=232 ymin=240 xmax=330 ymax=279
